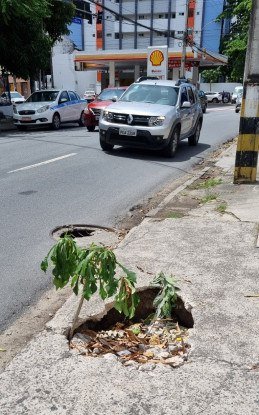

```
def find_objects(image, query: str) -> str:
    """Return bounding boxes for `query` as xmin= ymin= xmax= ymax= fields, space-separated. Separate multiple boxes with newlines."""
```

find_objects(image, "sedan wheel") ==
xmin=52 ymin=113 xmax=61 ymax=130
xmin=188 ymin=121 xmax=201 ymax=146
xmin=212 ymin=98 xmax=219 ymax=103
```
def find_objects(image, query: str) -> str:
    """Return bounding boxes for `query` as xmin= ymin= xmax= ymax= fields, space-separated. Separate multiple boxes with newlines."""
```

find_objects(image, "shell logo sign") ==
xmin=150 ymin=49 xmax=164 ymax=66
xmin=147 ymin=45 xmax=168 ymax=80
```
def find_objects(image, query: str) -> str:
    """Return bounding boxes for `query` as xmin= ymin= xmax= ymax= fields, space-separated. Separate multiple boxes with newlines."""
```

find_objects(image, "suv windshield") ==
xmin=26 ymin=91 xmax=59 ymax=102
xmin=120 ymin=84 xmax=179 ymax=106
xmin=97 ymin=88 xmax=126 ymax=101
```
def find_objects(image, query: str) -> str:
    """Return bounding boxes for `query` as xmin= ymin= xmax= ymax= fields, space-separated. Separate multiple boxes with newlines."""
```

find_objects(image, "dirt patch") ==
xmin=71 ymin=288 xmax=193 ymax=369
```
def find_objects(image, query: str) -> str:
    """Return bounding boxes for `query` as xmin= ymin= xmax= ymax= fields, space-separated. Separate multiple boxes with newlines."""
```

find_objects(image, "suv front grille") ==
xmin=111 ymin=113 xmax=150 ymax=126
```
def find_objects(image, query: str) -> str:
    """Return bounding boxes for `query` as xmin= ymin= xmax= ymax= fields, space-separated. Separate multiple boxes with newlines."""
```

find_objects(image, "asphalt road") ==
xmin=0 ymin=105 xmax=239 ymax=330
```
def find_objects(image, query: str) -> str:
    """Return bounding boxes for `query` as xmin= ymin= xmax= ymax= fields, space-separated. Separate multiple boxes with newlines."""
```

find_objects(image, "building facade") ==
xmin=53 ymin=0 xmax=227 ymax=95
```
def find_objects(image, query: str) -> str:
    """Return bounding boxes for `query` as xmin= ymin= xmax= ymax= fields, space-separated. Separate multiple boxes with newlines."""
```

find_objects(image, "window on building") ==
xmin=138 ymin=33 xmax=144 ymax=37
xmin=158 ymin=14 xmax=164 ymax=19
xmin=188 ymin=9 xmax=194 ymax=17
xmin=97 ymin=31 xmax=102 ymax=38
xmin=106 ymin=33 xmax=112 ymax=37
xmin=171 ymin=12 xmax=176 ymax=18
xmin=179 ymin=12 xmax=184 ymax=16
xmin=197 ymin=11 xmax=200 ymax=15
xmin=115 ymin=32 xmax=123 ymax=39
xmin=138 ymin=15 xmax=145 ymax=19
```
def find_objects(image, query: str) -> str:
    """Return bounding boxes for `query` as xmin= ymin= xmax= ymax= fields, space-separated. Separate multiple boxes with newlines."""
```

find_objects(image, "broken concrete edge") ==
xmin=46 ymin=139 xmax=238 ymax=347
xmin=46 ymin=269 xmax=195 ymax=350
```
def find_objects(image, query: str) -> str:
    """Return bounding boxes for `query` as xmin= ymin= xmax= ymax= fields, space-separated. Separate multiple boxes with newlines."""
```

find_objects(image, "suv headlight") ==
xmin=102 ymin=110 xmax=113 ymax=122
xmin=148 ymin=116 xmax=165 ymax=126
xmin=37 ymin=105 xmax=50 ymax=113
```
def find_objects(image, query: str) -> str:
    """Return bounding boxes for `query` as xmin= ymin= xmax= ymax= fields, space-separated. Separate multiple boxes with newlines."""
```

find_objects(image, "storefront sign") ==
xmin=147 ymin=46 xmax=168 ymax=80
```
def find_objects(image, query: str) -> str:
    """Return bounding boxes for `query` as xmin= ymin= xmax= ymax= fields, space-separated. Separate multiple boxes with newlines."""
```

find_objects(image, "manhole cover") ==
xmin=51 ymin=224 xmax=120 ymax=249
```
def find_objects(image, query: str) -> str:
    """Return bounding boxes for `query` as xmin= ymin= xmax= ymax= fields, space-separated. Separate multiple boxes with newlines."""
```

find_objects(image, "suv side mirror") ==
xmin=111 ymin=96 xmax=118 ymax=102
xmin=181 ymin=101 xmax=191 ymax=108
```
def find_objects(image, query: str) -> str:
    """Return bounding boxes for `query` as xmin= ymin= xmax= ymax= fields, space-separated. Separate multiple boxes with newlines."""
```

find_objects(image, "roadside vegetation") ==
xmin=194 ymin=178 xmax=223 ymax=189
xmin=167 ymin=212 xmax=185 ymax=219
xmin=216 ymin=203 xmax=227 ymax=213
xmin=201 ymin=0 xmax=252 ymax=83
xmin=200 ymin=193 xmax=218 ymax=204
xmin=41 ymin=236 xmax=181 ymax=340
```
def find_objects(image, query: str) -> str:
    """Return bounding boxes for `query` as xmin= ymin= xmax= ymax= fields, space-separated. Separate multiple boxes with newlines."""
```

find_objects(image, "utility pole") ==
xmin=234 ymin=0 xmax=259 ymax=183
xmin=180 ymin=0 xmax=190 ymax=78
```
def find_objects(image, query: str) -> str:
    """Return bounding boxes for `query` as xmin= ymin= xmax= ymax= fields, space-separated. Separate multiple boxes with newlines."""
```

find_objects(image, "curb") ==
xmin=47 ymin=140 xmax=237 ymax=335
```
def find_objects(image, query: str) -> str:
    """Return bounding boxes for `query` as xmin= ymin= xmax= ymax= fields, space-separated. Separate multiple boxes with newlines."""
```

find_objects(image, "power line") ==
xmin=86 ymin=0 xmax=183 ymax=41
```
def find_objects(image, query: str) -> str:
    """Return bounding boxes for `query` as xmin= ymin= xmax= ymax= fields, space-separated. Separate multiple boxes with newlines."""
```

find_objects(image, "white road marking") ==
xmin=7 ymin=153 xmax=77 ymax=173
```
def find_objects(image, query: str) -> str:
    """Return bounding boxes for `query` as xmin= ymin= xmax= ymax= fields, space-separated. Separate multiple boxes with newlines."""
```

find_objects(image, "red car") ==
xmin=83 ymin=87 xmax=127 ymax=132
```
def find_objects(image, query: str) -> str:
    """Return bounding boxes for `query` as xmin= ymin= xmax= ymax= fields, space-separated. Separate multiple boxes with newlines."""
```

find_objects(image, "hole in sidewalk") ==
xmin=51 ymin=224 xmax=116 ymax=240
xmin=60 ymin=228 xmax=94 ymax=238
xmin=71 ymin=288 xmax=194 ymax=370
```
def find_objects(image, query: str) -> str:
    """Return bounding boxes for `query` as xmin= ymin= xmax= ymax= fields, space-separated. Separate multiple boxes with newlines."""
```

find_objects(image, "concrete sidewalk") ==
xmin=0 ymin=141 xmax=259 ymax=414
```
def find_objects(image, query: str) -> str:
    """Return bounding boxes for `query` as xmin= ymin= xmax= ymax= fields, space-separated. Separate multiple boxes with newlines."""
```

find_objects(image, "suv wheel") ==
xmin=163 ymin=127 xmax=180 ymax=158
xmin=100 ymin=137 xmax=114 ymax=152
xmin=188 ymin=121 xmax=201 ymax=146
xmin=212 ymin=98 xmax=218 ymax=103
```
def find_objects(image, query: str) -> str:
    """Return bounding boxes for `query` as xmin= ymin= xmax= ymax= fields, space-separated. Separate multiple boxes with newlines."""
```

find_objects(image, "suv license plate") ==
xmin=119 ymin=128 xmax=137 ymax=137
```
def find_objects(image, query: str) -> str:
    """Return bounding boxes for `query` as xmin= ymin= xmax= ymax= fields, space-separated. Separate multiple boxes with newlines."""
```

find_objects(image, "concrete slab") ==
xmin=1 ymin=217 xmax=259 ymax=414
xmin=1 ymin=140 xmax=259 ymax=414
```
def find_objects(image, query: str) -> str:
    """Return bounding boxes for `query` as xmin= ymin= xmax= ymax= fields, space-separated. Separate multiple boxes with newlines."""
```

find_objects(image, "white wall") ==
xmin=52 ymin=53 xmax=98 ymax=96
xmin=200 ymin=82 xmax=242 ymax=93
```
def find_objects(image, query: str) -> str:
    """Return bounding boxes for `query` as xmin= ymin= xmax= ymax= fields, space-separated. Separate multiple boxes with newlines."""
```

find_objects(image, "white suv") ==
xmin=99 ymin=80 xmax=203 ymax=157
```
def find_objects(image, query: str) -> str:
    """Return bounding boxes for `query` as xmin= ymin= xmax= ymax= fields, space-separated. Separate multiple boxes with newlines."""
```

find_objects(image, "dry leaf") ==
xmin=149 ymin=334 xmax=161 ymax=345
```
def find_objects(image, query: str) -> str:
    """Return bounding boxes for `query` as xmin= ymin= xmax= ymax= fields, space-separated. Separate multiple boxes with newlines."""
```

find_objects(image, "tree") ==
xmin=0 ymin=0 xmax=75 ymax=79
xmin=216 ymin=0 xmax=252 ymax=82
xmin=200 ymin=68 xmax=222 ymax=83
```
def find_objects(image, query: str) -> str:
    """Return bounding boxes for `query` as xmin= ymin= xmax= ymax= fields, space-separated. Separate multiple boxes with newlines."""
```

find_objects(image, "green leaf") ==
xmin=152 ymin=272 xmax=180 ymax=319
xmin=40 ymin=257 xmax=48 ymax=272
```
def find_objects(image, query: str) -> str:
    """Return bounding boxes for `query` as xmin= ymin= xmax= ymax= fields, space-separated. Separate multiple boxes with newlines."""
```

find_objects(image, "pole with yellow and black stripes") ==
xmin=234 ymin=0 xmax=259 ymax=184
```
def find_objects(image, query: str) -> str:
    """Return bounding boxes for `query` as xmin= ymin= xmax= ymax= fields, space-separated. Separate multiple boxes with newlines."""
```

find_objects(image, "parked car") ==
xmin=198 ymin=90 xmax=208 ymax=113
xmin=99 ymin=79 xmax=203 ymax=158
xmin=13 ymin=89 xmax=86 ymax=130
xmin=205 ymin=92 xmax=222 ymax=103
xmin=235 ymin=91 xmax=243 ymax=113
xmin=231 ymin=86 xmax=243 ymax=104
xmin=83 ymin=90 xmax=96 ymax=102
xmin=1 ymin=91 xmax=25 ymax=104
xmin=83 ymin=86 xmax=127 ymax=132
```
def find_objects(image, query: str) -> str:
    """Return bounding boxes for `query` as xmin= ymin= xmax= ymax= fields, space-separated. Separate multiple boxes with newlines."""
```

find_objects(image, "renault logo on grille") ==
xmin=127 ymin=114 xmax=133 ymax=125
